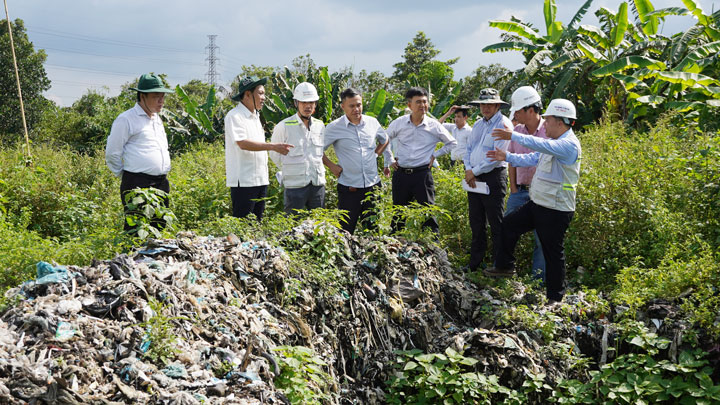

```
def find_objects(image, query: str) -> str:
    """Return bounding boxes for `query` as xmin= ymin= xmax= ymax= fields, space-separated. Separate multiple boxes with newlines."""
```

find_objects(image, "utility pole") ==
xmin=205 ymin=35 xmax=219 ymax=87
xmin=4 ymin=0 xmax=31 ymax=162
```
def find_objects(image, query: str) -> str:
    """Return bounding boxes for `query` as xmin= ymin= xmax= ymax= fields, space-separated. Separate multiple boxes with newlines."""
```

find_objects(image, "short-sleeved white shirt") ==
xmin=225 ymin=103 xmax=269 ymax=187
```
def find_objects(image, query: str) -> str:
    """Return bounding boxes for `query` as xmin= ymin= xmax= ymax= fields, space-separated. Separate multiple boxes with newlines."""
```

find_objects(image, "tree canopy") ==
xmin=0 ymin=19 xmax=50 ymax=142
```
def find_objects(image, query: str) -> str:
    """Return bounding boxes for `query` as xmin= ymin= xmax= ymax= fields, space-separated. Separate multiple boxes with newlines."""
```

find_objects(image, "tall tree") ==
xmin=392 ymin=31 xmax=442 ymax=82
xmin=0 ymin=19 xmax=51 ymax=142
xmin=458 ymin=64 xmax=510 ymax=104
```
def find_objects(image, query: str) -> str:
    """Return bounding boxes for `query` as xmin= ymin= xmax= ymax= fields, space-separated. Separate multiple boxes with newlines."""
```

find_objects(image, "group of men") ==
xmin=105 ymin=73 xmax=581 ymax=302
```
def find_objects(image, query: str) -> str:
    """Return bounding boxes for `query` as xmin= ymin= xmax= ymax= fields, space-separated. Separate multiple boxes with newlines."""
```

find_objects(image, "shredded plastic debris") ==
xmin=0 ymin=220 xmax=691 ymax=403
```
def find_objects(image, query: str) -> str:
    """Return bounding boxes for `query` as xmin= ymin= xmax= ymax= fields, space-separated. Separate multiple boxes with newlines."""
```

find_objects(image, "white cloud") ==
xmin=11 ymin=0 xmax=716 ymax=105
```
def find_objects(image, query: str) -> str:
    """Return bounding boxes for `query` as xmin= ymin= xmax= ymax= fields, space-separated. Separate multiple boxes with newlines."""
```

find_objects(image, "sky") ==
xmin=7 ymin=0 xmax=717 ymax=106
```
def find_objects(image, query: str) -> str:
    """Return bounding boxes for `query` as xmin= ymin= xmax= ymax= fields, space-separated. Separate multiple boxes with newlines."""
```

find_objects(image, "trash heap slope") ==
xmin=0 ymin=221 xmax=649 ymax=404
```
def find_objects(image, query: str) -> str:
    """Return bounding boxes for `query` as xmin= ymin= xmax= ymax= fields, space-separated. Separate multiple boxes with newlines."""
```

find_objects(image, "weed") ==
xmin=273 ymin=345 xmax=331 ymax=404
xmin=139 ymin=298 xmax=184 ymax=366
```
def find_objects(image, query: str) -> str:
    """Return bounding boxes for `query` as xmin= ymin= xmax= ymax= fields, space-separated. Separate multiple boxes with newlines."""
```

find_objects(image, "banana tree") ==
xmin=364 ymin=89 xmax=397 ymax=126
xmin=162 ymin=85 xmax=224 ymax=152
xmin=261 ymin=66 xmax=351 ymax=132
xmin=483 ymin=0 xmax=597 ymax=120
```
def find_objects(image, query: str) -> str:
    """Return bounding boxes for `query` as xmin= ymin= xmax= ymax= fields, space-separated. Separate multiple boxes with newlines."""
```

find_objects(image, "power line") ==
xmin=27 ymin=26 xmax=192 ymax=53
xmin=46 ymin=63 xmax=191 ymax=81
xmin=51 ymin=79 xmax=121 ymax=86
xmin=37 ymin=45 xmax=206 ymax=67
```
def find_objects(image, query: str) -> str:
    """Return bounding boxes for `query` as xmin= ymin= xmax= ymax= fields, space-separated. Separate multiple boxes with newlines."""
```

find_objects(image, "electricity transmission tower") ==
xmin=205 ymin=35 xmax=220 ymax=87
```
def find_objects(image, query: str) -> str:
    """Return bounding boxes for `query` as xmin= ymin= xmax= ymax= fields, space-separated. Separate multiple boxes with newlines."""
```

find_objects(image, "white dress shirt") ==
xmin=443 ymin=123 xmax=472 ymax=161
xmin=386 ymin=114 xmax=456 ymax=168
xmin=324 ymin=114 xmax=392 ymax=188
xmin=225 ymin=103 xmax=269 ymax=187
xmin=105 ymin=103 xmax=171 ymax=177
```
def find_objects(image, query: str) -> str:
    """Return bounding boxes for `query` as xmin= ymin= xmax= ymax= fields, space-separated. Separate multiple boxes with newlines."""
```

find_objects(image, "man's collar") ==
xmin=342 ymin=114 xmax=364 ymax=127
xmin=133 ymin=103 xmax=151 ymax=118
xmin=483 ymin=110 xmax=503 ymax=124
xmin=407 ymin=113 xmax=428 ymax=127
xmin=237 ymin=102 xmax=258 ymax=118
xmin=558 ymin=128 xmax=574 ymax=139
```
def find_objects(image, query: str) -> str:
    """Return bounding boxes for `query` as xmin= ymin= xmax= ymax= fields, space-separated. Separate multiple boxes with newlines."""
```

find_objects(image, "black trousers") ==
xmin=120 ymin=171 xmax=170 ymax=232
xmin=467 ymin=167 xmax=507 ymax=270
xmin=495 ymin=200 xmax=574 ymax=301
xmin=230 ymin=185 xmax=268 ymax=221
xmin=391 ymin=167 xmax=438 ymax=233
xmin=337 ymin=182 xmax=380 ymax=234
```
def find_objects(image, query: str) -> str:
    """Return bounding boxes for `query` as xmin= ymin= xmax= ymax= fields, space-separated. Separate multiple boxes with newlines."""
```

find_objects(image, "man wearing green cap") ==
xmin=105 ymin=73 xmax=174 ymax=232
xmin=225 ymin=76 xmax=293 ymax=220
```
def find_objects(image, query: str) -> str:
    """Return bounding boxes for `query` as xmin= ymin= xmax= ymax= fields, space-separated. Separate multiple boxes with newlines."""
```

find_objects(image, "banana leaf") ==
xmin=524 ymin=49 xmax=553 ymax=75
xmin=367 ymin=89 xmax=387 ymax=117
xmin=482 ymin=42 xmax=541 ymax=53
xmin=377 ymin=101 xmax=395 ymax=127
xmin=674 ymin=41 xmax=720 ymax=71
xmin=553 ymin=66 xmax=579 ymax=98
xmin=431 ymin=83 xmax=462 ymax=117
xmin=549 ymin=22 xmax=564 ymax=42
xmin=591 ymin=56 xmax=665 ymax=77
xmin=667 ymin=100 xmax=704 ymax=111
xmin=548 ymin=49 xmax=586 ymax=69
xmin=568 ymin=0 xmax=595 ymax=29
xmin=611 ymin=2 xmax=629 ymax=48
xmin=611 ymin=73 xmax=649 ymax=90
xmin=577 ymin=40 xmax=607 ymax=63
xmin=635 ymin=95 xmax=665 ymax=105
xmin=544 ymin=0 xmax=557 ymax=36
xmin=318 ymin=67 xmax=332 ymax=123
xmin=633 ymin=0 xmax=659 ymax=36
xmin=578 ymin=25 xmax=609 ymax=48
xmin=488 ymin=20 xmax=543 ymax=42
xmin=681 ymin=0 xmax=713 ymax=26
xmin=645 ymin=7 xmax=689 ymax=18
xmin=653 ymin=71 xmax=720 ymax=87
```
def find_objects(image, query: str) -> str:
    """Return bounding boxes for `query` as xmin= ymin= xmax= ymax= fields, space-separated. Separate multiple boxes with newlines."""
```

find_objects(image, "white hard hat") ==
xmin=293 ymin=82 xmax=319 ymax=102
xmin=542 ymin=98 xmax=576 ymax=120
xmin=509 ymin=86 xmax=541 ymax=117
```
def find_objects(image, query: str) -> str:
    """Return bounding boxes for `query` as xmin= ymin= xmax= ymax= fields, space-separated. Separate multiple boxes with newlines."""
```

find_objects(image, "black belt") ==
xmin=124 ymin=171 xmax=167 ymax=181
xmin=398 ymin=165 xmax=429 ymax=174
xmin=517 ymin=184 xmax=530 ymax=191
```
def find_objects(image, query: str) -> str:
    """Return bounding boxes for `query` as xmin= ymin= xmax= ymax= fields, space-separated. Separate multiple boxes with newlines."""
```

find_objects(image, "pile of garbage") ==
xmin=0 ymin=221 xmax=692 ymax=404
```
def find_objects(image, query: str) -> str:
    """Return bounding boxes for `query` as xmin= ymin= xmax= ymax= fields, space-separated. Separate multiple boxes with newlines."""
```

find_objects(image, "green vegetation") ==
xmin=1 ymin=5 xmax=720 ymax=402
xmin=0 ymin=19 xmax=50 ymax=141
xmin=484 ymin=0 xmax=720 ymax=129
xmin=273 ymin=345 xmax=332 ymax=404
xmin=552 ymin=321 xmax=720 ymax=404
xmin=387 ymin=348 xmax=502 ymax=404
xmin=140 ymin=298 xmax=184 ymax=366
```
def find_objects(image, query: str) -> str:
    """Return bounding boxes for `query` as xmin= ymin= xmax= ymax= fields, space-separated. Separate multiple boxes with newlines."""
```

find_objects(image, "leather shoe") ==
xmin=483 ymin=266 xmax=516 ymax=278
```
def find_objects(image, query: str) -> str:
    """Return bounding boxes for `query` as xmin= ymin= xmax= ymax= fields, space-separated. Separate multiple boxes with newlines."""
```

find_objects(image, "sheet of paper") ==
xmin=462 ymin=179 xmax=489 ymax=194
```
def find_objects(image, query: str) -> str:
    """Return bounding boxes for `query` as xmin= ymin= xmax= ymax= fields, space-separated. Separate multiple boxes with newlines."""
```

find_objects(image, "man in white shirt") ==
xmin=323 ymin=88 xmax=392 ymax=234
xmin=106 ymin=73 xmax=174 ymax=232
xmin=438 ymin=105 xmax=472 ymax=164
xmin=386 ymin=87 xmax=457 ymax=233
xmin=225 ymin=76 xmax=292 ymax=220
xmin=270 ymin=82 xmax=326 ymax=214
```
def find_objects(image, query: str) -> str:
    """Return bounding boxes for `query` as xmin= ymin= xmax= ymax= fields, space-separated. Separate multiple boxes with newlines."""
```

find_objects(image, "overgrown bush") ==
xmin=273 ymin=345 xmax=331 ymax=404
xmin=552 ymin=321 xmax=720 ymax=404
